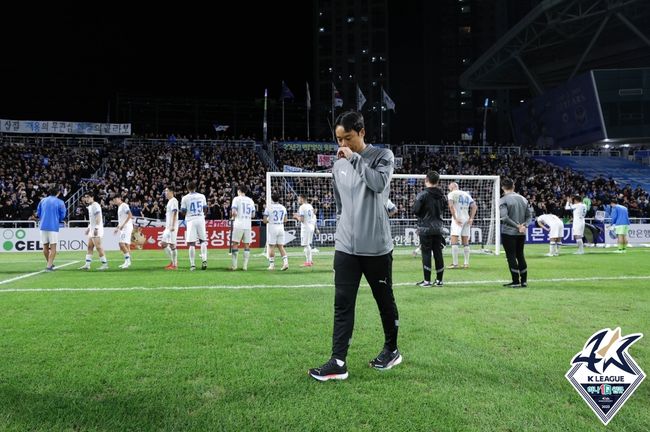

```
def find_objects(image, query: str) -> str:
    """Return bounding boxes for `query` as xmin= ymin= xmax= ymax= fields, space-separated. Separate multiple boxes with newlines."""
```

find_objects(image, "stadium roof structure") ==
xmin=460 ymin=0 xmax=650 ymax=94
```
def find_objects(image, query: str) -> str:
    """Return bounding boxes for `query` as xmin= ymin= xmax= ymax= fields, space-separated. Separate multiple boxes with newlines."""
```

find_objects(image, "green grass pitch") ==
xmin=1 ymin=245 xmax=648 ymax=431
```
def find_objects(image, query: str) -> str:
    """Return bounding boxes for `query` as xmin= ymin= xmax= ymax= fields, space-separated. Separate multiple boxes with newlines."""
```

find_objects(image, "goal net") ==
xmin=266 ymin=172 xmax=500 ymax=255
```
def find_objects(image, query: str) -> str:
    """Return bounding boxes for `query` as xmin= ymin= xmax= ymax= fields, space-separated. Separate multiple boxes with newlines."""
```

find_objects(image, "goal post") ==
xmin=266 ymin=172 xmax=500 ymax=255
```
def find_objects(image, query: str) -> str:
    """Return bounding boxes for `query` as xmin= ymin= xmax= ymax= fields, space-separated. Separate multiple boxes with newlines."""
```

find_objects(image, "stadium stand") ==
xmin=2 ymin=136 xmax=648 ymax=225
xmin=533 ymin=156 xmax=650 ymax=193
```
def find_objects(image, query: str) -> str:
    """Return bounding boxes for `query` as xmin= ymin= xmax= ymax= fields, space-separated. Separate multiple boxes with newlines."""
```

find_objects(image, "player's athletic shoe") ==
xmin=447 ymin=264 xmax=459 ymax=269
xmin=416 ymin=280 xmax=432 ymax=287
xmin=433 ymin=280 xmax=443 ymax=286
xmin=308 ymin=358 xmax=348 ymax=381
xmin=201 ymin=261 xmax=207 ymax=270
xmin=97 ymin=263 xmax=109 ymax=271
xmin=164 ymin=263 xmax=177 ymax=270
xmin=503 ymin=282 xmax=521 ymax=288
xmin=281 ymin=263 xmax=289 ymax=271
xmin=369 ymin=348 xmax=402 ymax=370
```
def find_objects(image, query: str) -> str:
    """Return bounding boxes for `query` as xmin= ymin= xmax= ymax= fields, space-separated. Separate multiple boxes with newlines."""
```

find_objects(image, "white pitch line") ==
xmin=1 ymin=275 xmax=649 ymax=293
xmin=0 ymin=261 xmax=80 ymax=286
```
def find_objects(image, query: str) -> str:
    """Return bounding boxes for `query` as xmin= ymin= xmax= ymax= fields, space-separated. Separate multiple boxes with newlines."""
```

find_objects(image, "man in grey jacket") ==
xmin=499 ymin=177 xmax=534 ymax=288
xmin=308 ymin=111 xmax=401 ymax=381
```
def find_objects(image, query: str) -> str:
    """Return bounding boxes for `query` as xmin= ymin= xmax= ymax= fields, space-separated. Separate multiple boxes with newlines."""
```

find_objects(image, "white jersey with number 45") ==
xmin=232 ymin=195 xmax=255 ymax=230
xmin=448 ymin=189 xmax=474 ymax=222
xmin=180 ymin=192 xmax=207 ymax=222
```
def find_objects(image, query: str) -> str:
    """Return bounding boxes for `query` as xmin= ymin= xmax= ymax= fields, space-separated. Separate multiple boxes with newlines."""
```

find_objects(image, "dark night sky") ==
xmin=1 ymin=4 xmax=314 ymax=122
xmin=1 ymin=2 xmax=441 ymax=142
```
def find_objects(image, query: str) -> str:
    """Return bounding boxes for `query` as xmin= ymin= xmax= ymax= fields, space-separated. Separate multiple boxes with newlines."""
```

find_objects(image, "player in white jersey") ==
xmin=161 ymin=187 xmax=179 ymax=270
xmin=230 ymin=185 xmax=256 ymax=271
xmin=263 ymin=193 xmax=289 ymax=271
xmin=565 ymin=194 xmax=587 ymax=255
xmin=293 ymin=194 xmax=316 ymax=267
xmin=447 ymin=182 xmax=477 ymax=268
xmin=112 ymin=196 xmax=133 ymax=269
xmin=536 ymin=213 xmax=564 ymax=256
xmin=79 ymin=192 xmax=108 ymax=270
xmin=180 ymin=181 xmax=208 ymax=271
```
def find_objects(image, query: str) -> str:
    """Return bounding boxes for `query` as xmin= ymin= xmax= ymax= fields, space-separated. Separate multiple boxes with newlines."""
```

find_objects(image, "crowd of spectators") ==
xmin=70 ymin=142 xmax=267 ymax=224
xmin=0 ymin=142 xmax=99 ymax=221
xmin=1 ymin=137 xmax=649 ymax=227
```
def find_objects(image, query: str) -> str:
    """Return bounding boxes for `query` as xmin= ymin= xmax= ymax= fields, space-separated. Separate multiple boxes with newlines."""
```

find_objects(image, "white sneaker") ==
xmin=242 ymin=265 xmax=248 ymax=271
xmin=78 ymin=264 xmax=90 ymax=270
xmin=119 ymin=262 xmax=131 ymax=269
xmin=573 ymin=251 xmax=584 ymax=255
xmin=98 ymin=263 xmax=109 ymax=270
xmin=544 ymin=253 xmax=554 ymax=257
xmin=281 ymin=263 xmax=289 ymax=271
xmin=267 ymin=265 xmax=275 ymax=271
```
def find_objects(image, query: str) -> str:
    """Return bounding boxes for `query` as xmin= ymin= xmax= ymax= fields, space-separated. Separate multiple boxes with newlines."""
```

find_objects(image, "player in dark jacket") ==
xmin=413 ymin=171 xmax=447 ymax=286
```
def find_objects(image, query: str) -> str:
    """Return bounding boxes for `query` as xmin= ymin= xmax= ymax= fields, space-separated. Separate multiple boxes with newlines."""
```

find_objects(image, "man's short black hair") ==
xmin=271 ymin=193 xmax=280 ymax=202
xmin=573 ymin=194 xmax=582 ymax=202
xmin=502 ymin=177 xmax=515 ymax=190
xmin=165 ymin=186 xmax=174 ymax=193
xmin=238 ymin=185 xmax=249 ymax=195
xmin=47 ymin=185 xmax=59 ymax=196
xmin=426 ymin=171 xmax=440 ymax=185
xmin=334 ymin=111 xmax=365 ymax=133
xmin=187 ymin=180 xmax=196 ymax=191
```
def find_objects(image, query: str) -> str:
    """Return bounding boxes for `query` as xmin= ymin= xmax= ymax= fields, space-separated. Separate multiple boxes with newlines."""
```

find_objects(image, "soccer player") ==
xmin=161 ymin=187 xmax=179 ymax=270
xmin=180 ymin=181 xmax=208 ymax=271
xmin=447 ymin=182 xmax=477 ymax=269
xmin=263 ymin=193 xmax=289 ymax=271
xmin=293 ymin=194 xmax=316 ymax=267
xmin=413 ymin=171 xmax=447 ymax=286
xmin=499 ymin=178 xmax=533 ymax=288
xmin=607 ymin=197 xmax=630 ymax=253
xmin=36 ymin=185 xmax=66 ymax=271
xmin=112 ymin=196 xmax=133 ymax=269
xmin=79 ymin=192 xmax=108 ymax=270
xmin=536 ymin=213 xmax=564 ymax=256
xmin=565 ymin=195 xmax=587 ymax=254
xmin=230 ymin=185 xmax=255 ymax=271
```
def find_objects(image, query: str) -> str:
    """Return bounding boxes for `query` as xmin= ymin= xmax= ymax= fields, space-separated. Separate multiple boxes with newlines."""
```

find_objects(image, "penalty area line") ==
xmin=1 ymin=275 xmax=649 ymax=293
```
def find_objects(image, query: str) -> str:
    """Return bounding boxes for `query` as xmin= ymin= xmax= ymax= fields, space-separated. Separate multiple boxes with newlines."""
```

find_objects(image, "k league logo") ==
xmin=566 ymin=328 xmax=645 ymax=425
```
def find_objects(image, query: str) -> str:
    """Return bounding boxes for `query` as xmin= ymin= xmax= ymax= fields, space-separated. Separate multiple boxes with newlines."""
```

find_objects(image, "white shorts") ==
xmin=301 ymin=225 xmax=315 ymax=246
xmin=119 ymin=225 xmax=133 ymax=244
xmin=88 ymin=227 xmax=104 ymax=239
xmin=572 ymin=221 xmax=585 ymax=237
xmin=162 ymin=228 xmax=178 ymax=245
xmin=186 ymin=219 xmax=207 ymax=243
xmin=548 ymin=222 xmax=564 ymax=239
xmin=232 ymin=227 xmax=251 ymax=244
xmin=450 ymin=219 xmax=471 ymax=237
xmin=40 ymin=230 xmax=58 ymax=245
xmin=267 ymin=225 xmax=285 ymax=245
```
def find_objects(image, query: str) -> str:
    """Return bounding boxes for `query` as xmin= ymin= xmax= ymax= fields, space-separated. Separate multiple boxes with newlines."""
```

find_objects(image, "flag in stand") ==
xmin=281 ymin=81 xmax=295 ymax=100
xmin=382 ymin=88 xmax=396 ymax=112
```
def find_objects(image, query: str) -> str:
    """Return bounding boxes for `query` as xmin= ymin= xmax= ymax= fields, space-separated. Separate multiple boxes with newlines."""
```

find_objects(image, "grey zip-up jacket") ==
xmin=499 ymin=192 xmax=534 ymax=236
xmin=332 ymin=144 xmax=394 ymax=256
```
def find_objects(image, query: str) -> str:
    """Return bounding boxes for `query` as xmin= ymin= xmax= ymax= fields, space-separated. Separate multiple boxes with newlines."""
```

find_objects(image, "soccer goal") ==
xmin=266 ymin=172 xmax=501 ymax=255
